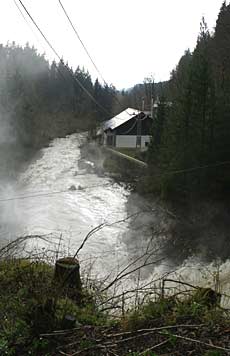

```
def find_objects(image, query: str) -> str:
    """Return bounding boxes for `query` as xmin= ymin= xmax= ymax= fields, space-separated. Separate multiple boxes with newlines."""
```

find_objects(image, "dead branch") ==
xmin=139 ymin=338 xmax=170 ymax=355
xmin=163 ymin=278 xmax=198 ymax=291
xmin=101 ymin=257 xmax=164 ymax=293
xmin=69 ymin=343 xmax=116 ymax=356
xmin=73 ymin=210 xmax=152 ymax=259
xmin=73 ymin=223 xmax=105 ymax=258
xmin=158 ymin=331 xmax=230 ymax=352
xmin=106 ymin=324 xmax=204 ymax=338
xmin=0 ymin=234 xmax=58 ymax=258
xmin=98 ymin=277 xmax=165 ymax=307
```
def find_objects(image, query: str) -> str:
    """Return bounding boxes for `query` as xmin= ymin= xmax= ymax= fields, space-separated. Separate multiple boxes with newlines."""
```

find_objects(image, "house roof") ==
xmin=103 ymin=108 xmax=141 ymax=131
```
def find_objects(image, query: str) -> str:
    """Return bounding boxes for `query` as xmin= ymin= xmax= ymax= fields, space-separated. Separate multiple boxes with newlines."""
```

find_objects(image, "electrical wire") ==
xmin=121 ymin=114 xmax=148 ymax=135
xmin=0 ymin=183 xmax=111 ymax=203
xmin=57 ymin=0 xmax=131 ymax=116
xmin=13 ymin=0 xmax=47 ymax=53
xmin=164 ymin=159 xmax=230 ymax=176
xmin=17 ymin=0 xmax=111 ymax=117
xmin=58 ymin=0 xmax=106 ymax=86
xmin=16 ymin=0 xmax=132 ymax=122
xmin=10 ymin=2 xmax=230 ymax=189
xmin=121 ymin=118 xmax=137 ymax=135
xmin=14 ymin=0 xmax=143 ymax=134
xmin=0 ymin=159 xmax=230 ymax=204
xmin=14 ymin=0 xmax=71 ymax=107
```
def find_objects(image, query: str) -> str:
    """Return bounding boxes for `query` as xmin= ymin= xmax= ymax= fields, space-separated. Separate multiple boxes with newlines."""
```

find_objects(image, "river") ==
xmin=0 ymin=133 xmax=229 ymax=305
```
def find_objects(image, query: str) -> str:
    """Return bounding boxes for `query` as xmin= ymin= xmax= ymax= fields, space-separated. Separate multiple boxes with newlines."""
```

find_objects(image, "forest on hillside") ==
xmin=1 ymin=2 xmax=230 ymax=201
xmin=121 ymin=2 xmax=230 ymax=200
xmin=0 ymin=42 xmax=116 ymax=150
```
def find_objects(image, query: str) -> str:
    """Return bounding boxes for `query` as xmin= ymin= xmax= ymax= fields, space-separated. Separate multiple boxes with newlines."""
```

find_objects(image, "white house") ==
xmin=97 ymin=108 xmax=153 ymax=150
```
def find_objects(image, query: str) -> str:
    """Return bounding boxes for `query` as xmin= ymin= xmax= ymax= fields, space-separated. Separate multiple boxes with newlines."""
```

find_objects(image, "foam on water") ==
xmin=0 ymin=133 xmax=229 ymax=301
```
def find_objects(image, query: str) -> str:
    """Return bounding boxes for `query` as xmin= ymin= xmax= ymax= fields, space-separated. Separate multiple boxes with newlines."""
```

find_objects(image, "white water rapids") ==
xmin=0 ymin=133 xmax=230 ymax=304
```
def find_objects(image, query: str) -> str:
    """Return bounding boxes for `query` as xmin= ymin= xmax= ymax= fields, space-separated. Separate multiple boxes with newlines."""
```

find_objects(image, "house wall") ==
xmin=141 ymin=135 xmax=151 ymax=149
xmin=104 ymin=131 xmax=115 ymax=146
xmin=116 ymin=135 xmax=137 ymax=148
xmin=115 ymin=135 xmax=151 ymax=149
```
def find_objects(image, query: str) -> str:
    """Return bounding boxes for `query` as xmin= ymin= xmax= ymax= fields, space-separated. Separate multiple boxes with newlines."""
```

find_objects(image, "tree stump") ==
xmin=54 ymin=257 xmax=82 ymax=292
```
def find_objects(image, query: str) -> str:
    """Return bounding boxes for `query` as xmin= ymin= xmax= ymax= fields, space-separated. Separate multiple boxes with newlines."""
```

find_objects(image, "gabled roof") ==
xmin=103 ymin=108 xmax=141 ymax=131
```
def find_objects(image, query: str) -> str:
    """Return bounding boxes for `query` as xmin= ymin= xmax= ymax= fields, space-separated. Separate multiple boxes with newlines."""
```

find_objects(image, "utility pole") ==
xmin=136 ymin=98 xmax=144 ymax=149
xmin=150 ymin=75 xmax=154 ymax=118
xmin=136 ymin=115 xmax=142 ymax=149
xmin=151 ymin=97 xmax=154 ymax=119
xmin=142 ymin=97 xmax=145 ymax=111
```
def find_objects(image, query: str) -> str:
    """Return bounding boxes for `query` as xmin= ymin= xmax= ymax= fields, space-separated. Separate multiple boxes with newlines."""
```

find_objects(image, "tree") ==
xmin=0 ymin=42 xmax=117 ymax=151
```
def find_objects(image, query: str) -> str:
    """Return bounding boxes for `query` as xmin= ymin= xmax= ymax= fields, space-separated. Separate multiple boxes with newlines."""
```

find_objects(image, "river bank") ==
xmin=80 ymin=140 xmax=230 ymax=264
xmin=79 ymin=140 xmax=230 ymax=303
xmin=0 ymin=135 xmax=230 ymax=354
xmin=0 ymin=256 xmax=229 ymax=356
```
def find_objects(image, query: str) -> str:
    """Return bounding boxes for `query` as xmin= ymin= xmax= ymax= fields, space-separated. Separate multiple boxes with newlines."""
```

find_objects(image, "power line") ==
xmin=122 ymin=118 xmax=138 ymax=135
xmin=9 ymin=3 xmax=230 ymax=186
xmin=14 ymin=1 xmax=99 ymax=111
xmin=18 ymin=0 xmax=59 ymax=57
xmin=57 ymin=0 xmax=130 ymax=115
xmin=17 ymin=0 xmax=111 ymax=117
xmin=164 ymin=159 xmax=230 ymax=176
xmin=0 ymin=159 xmax=230 ymax=204
xmin=14 ymin=0 xmax=133 ymax=132
xmin=0 ymin=183 xmax=110 ymax=203
xmin=58 ymin=0 xmax=107 ymax=86
xmin=13 ymin=0 xmax=47 ymax=53
xmin=121 ymin=114 xmax=148 ymax=135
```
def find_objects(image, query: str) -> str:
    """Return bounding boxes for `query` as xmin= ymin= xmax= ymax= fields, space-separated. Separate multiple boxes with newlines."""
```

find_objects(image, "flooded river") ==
xmin=0 ymin=133 xmax=229 ymax=303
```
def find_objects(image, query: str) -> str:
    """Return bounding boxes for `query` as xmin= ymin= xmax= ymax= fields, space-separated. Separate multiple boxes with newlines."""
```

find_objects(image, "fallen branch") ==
xmin=106 ymin=324 xmax=204 ymax=338
xmin=139 ymin=338 xmax=170 ymax=355
xmin=110 ymin=330 xmax=166 ymax=345
xmin=158 ymin=331 xmax=230 ymax=352
xmin=70 ymin=343 xmax=116 ymax=356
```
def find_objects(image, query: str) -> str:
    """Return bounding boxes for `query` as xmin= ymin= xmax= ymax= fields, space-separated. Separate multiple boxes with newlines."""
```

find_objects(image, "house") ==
xmin=97 ymin=108 xmax=153 ymax=150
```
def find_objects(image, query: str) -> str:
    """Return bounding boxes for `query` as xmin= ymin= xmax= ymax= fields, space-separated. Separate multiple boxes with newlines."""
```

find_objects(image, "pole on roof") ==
xmin=136 ymin=114 xmax=142 ymax=149
xmin=151 ymin=97 xmax=154 ymax=119
xmin=142 ymin=97 xmax=145 ymax=111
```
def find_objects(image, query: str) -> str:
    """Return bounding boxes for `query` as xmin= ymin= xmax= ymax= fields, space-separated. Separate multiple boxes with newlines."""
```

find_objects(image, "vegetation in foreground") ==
xmin=0 ymin=258 xmax=229 ymax=356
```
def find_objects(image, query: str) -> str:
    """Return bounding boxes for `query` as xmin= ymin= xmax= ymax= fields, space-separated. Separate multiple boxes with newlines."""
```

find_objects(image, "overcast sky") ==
xmin=0 ymin=0 xmax=226 ymax=89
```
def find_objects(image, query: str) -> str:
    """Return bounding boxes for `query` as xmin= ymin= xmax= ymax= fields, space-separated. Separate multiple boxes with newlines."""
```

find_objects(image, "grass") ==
xmin=0 ymin=258 xmax=229 ymax=355
xmin=0 ymin=258 xmax=107 ymax=355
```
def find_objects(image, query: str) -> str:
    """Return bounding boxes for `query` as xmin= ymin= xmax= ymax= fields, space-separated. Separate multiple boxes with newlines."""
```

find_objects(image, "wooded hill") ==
xmin=0 ymin=42 xmax=116 ymax=149
xmin=2 ymin=2 xmax=230 ymax=201
xmin=121 ymin=2 xmax=230 ymax=200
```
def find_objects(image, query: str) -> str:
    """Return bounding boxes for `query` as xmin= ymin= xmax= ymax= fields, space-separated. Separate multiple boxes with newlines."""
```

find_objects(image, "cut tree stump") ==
xmin=54 ymin=257 xmax=82 ymax=292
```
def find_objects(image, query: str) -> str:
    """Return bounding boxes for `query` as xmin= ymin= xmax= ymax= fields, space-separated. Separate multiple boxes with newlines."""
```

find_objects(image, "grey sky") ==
xmin=0 ymin=0 xmax=225 ymax=89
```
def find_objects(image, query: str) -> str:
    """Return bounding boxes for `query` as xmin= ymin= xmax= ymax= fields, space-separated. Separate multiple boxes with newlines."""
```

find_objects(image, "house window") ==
xmin=145 ymin=142 xmax=149 ymax=147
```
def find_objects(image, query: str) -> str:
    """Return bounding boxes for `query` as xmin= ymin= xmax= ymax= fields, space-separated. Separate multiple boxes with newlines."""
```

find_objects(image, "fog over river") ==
xmin=0 ymin=134 xmax=229 ymax=303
